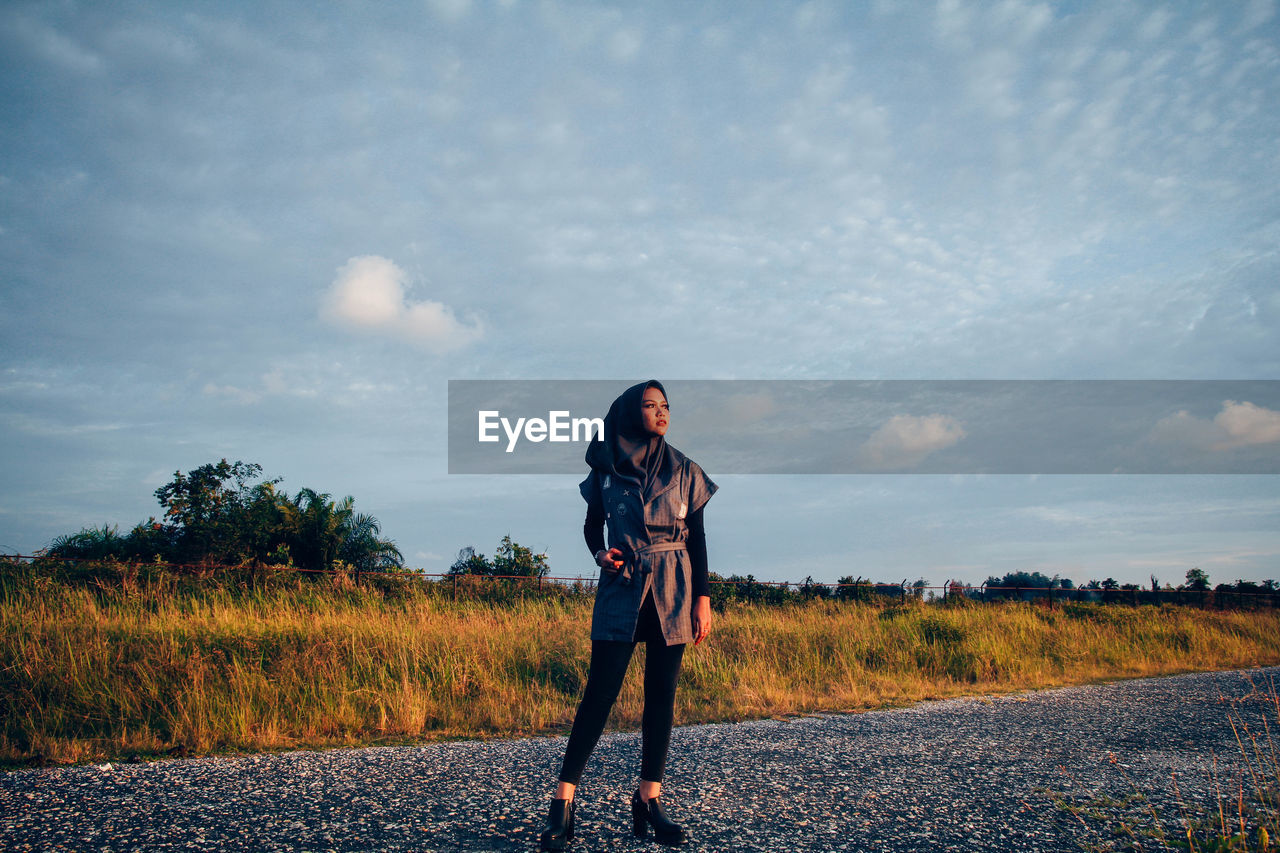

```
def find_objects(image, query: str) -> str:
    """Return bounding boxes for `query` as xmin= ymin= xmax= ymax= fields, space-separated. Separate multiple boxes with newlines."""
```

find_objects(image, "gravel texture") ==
xmin=3 ymin=666 xmax=1278 ymax=852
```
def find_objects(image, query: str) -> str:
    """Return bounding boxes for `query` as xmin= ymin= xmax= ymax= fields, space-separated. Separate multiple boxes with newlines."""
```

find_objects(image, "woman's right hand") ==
xmin=596 ymin=547 xmax=624 ymax=571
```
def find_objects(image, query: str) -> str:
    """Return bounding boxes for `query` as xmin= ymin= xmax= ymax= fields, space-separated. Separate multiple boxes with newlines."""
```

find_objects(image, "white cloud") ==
xmin=1213 ymin=400 xmax=1280 ymax=450
xmin=1137 ymin=7 xmax=1172 ymax=41
xmin=965 ymin=47 xmax=1021 ymax=119
xmin=608 ymin=28 xmax=643 ymax=63
xmin=3 ymin=412 xmax=124 ymax=437
xmin=1240 ymin=0 xmax=1276 ymax=31
xmin=202 ymin=382 xmax=261 ymax=405
xmin=1147 ymin=410 xmax=1217 ymax=450
xmin=1017 ymin=505 xmax=1090 ymax=525
xmin=1149 ymin=400 xmax=1280 ymax=452
xmin=858 ymin=414 xmax=966 ymax=470
xmin=201 ymin=367 xmax=322 ymax=406
xmin=427 ymin=0 xmax=472 ymax=24
xmin=101 ymin=22 xmax=199 ymax=65
xmin=4 ymin=15 xmax=102 ymax=74
xmin=321 ymin=255 xmax=483 ymax=353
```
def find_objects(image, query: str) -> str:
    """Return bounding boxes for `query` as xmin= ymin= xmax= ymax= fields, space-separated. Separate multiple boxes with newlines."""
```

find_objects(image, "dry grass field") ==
xmin=4 ymin=563 xmax=1279 ymax=768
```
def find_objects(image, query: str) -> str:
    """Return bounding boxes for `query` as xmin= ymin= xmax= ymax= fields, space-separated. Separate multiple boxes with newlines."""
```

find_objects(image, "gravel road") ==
xmin=4 ymin=666 xmax=1278 ymax=852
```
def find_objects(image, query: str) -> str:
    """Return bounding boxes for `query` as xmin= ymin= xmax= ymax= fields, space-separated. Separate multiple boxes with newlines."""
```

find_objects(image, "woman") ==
xmin=540 ymin=380 xmax=717 ymax=850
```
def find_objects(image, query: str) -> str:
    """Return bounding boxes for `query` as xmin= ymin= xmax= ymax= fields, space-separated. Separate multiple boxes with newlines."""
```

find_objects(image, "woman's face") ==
xmin=640 ymin=386 xmax=669 ymax=437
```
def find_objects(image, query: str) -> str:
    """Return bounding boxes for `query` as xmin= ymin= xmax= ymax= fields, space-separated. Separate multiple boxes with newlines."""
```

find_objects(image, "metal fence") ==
xmin=4 ymin=554 xmax=1277 ymax=609
xmin=941 ymin=581 xmax=1280 ymax=610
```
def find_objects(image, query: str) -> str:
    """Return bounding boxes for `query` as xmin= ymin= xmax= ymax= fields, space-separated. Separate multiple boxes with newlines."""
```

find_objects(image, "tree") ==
xmin=239 ymin=481 xmax=292 ymax=564
xmin=492 ymin=535 xmax=549 ymax=579
xmin=447 ymin=537 xmax=547 ymax=579
xmin=984 ymin=570 xmax=1061 ymax=600
xmin=835 ymin=575 xmax=872 ymax=602
xmin=337 ymin=512 xmax=404 ymax=573
xmin=1184 ymin=567 xmax=1211 ymax=591
xmin=154 ymin=459 xmax=276 ymax=563
xmin=280 ymin=488 xmax=350 ymax=571
xmin=47 ymin=459 xmax=401 ymax=573
xmin=800 ymin=575 xmax=832 ymax=599
xmin=449 ymin=546 xmax=491 ymax=576
xmin=911 ymin=579 xmax=928 ymax=601
xmin=278 ymin=489 xmax=403 ymax=573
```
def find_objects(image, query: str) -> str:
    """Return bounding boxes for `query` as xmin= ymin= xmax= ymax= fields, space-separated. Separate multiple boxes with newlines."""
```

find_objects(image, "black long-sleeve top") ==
xmin=584 ymin=486 xmax=710 ymax=598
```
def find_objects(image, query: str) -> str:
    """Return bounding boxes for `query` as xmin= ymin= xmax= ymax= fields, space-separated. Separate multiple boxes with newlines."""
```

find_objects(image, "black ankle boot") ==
xmin=631 ymin=789 xmax=687 ymax=846
xmin=539 ymin=797 xmax=575 ymax=851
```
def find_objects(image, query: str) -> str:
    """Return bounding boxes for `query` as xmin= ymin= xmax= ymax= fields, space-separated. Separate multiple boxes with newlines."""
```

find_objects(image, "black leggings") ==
xmin=558 ymin=592 xmax=687 ymax=786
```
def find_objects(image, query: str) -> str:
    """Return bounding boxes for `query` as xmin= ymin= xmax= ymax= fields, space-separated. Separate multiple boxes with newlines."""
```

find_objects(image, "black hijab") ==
xmin=585 ymin=380 xmax=677 ymax=500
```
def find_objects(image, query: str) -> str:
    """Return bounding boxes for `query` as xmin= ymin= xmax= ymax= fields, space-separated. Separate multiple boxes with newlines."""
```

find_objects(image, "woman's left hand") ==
xmin=692 ymin=595 xmax=712 ymax=646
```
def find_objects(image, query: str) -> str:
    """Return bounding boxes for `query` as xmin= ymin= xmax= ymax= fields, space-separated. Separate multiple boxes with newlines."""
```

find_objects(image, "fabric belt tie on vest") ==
xmin=618 ymin=540 xmax=687 ymax=585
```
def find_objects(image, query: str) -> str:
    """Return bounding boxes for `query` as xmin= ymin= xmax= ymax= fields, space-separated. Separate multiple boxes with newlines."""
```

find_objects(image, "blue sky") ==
xmin=1 ymin=0 xmax=1277 ymax=589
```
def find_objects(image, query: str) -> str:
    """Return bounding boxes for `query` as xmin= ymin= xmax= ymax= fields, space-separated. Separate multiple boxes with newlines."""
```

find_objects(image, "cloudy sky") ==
xmin=1 ymin=0 xmax=1277 ymax=589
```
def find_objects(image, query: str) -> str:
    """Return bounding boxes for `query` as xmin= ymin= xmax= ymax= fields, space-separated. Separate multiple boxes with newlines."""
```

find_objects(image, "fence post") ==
xmin=451 ymin=573 xmax=457 ymax=601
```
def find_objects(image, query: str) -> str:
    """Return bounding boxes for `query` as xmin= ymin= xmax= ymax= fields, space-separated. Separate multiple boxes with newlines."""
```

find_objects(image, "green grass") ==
xmin=4 ymin=563 xmax=1280 ymax=768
